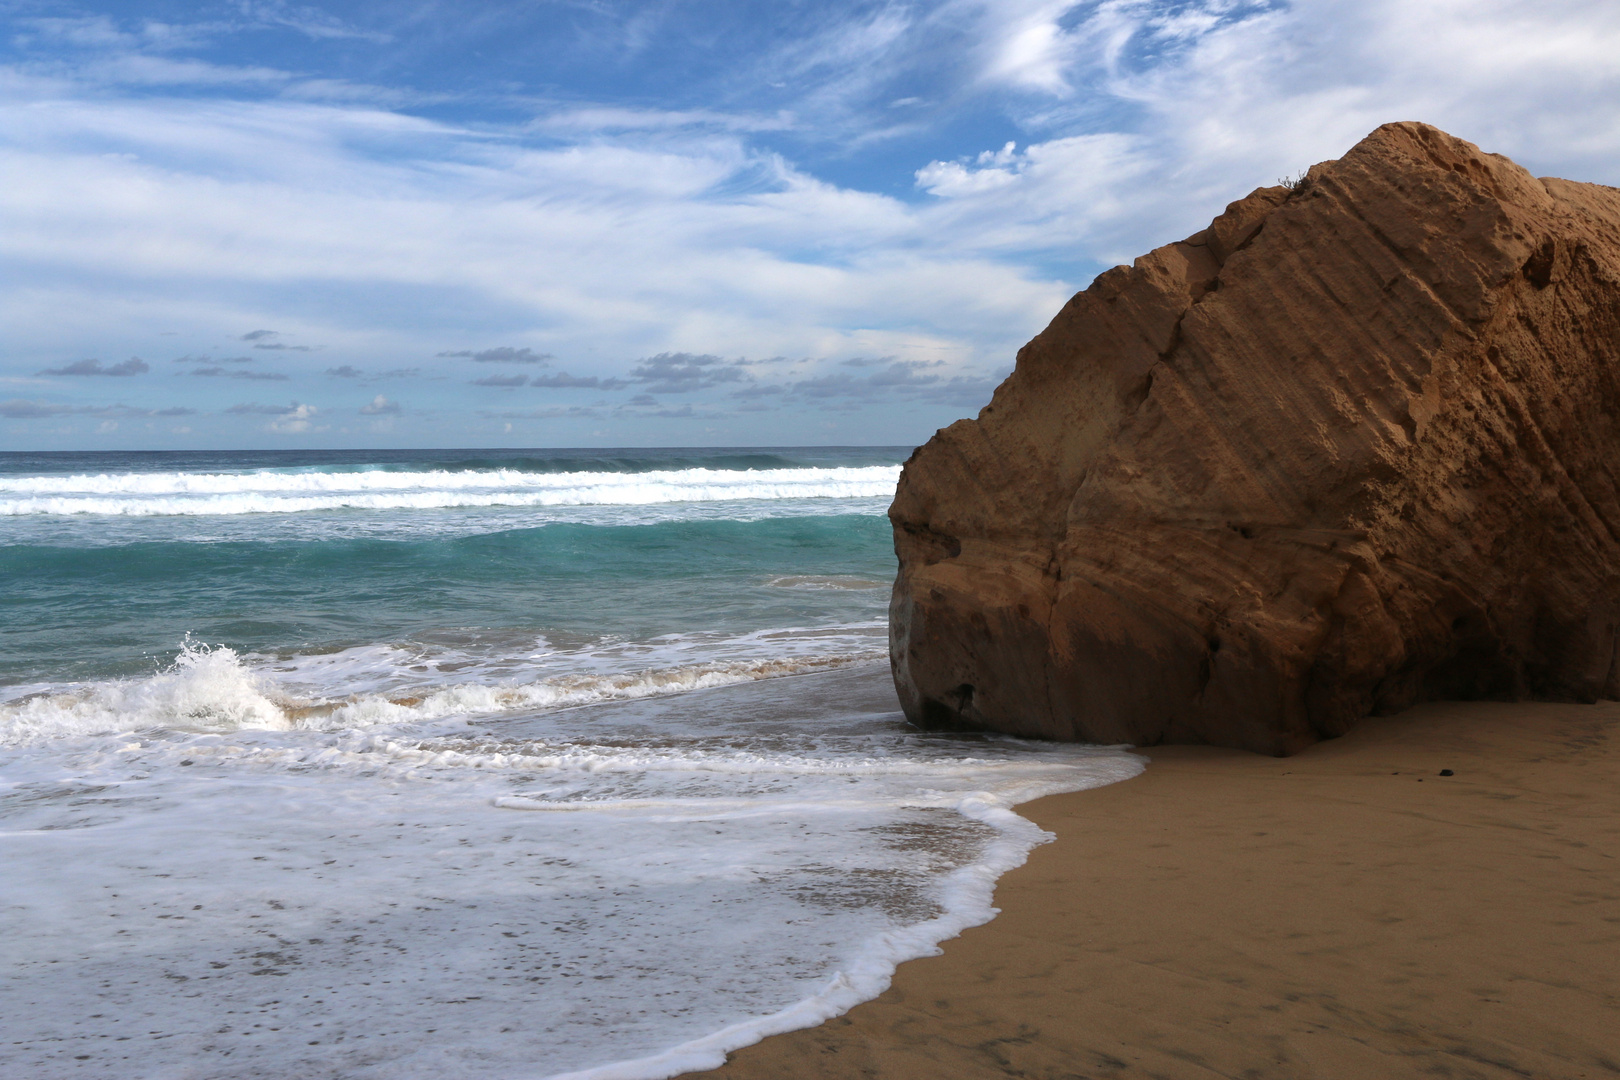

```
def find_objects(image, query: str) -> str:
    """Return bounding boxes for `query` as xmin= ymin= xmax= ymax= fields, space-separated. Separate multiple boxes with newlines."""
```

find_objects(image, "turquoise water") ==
xmin=0 ymin=447 xmax=1141 ymax=1080
xmin=1 ymin=514 xmax=895 ymax=687
xmin=0 ymin=448 xmax=902 ymax=688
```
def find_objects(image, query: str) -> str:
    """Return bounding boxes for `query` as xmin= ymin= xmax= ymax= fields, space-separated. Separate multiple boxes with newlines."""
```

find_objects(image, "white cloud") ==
xmin=778 ymin=4 xmax=916 ymax=77
xmin=915 ymin=0 xmax=1620 ymax=265
xmin=975 ymin=0 xmax=1086 ymax=95
xmin=239 ymin=2 xmax=392 ymax=44
xmin=915 ymin=141 xmax=1024 ymax=196
xmin=17 ymin=16 xmax=137 ymax=50
xmin=225 ymin=401 xmax=319 ymax=432
xmin=528 ymin=107 xmax=795 ymax=136
xmin=3 ymin=0 xmax=1619 ymax=446
xmin=268 ymin=404 xmax=316 ymax=433
xmin=359 ymin=394 xmax=400 ymax=415
xmin=75 ymin=54 xmax=291 ymax=87
xmin=0 ymin=89 xmax=1064 ymax=403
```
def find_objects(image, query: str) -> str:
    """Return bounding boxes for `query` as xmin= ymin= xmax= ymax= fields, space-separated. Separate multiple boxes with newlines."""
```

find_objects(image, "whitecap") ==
xmin=0 ymin=465 xmax=902 ymax=517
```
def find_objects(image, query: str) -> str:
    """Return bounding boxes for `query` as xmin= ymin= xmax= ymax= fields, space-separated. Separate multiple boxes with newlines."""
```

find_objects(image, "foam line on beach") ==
xmin=494 ymin=793 xmax=970 ymax=816
xmin=535 ymin=779 xmax=1142 ymax=1080
xmin=75 ymin=734 xmax=1086 ymax=787
xmin=0 ymin=654 xmax=1146 ymax=1079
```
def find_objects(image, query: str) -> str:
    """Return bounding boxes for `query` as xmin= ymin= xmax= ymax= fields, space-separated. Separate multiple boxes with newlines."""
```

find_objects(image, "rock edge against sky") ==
xmin=890 ymin=121 xmax=1620 ymax=755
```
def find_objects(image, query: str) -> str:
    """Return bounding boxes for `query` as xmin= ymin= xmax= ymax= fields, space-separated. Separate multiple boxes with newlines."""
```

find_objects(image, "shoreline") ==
xmin=696 ymin=699 xmax=1620 ymax=1079
xmin=539 ymin=662 xmax=1144 ymax=1080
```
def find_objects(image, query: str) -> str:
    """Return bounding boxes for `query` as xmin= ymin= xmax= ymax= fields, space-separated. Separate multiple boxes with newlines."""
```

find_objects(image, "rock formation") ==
xmin=889 ymin=122 xmax=1620 ymax=755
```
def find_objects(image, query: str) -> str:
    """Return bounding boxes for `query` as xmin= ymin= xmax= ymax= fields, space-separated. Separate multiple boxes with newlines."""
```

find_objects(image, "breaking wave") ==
xmin=0 ymin=465 xmax=901 ymax=517
xmin=0 ymin=639 xmax=887 ymax=746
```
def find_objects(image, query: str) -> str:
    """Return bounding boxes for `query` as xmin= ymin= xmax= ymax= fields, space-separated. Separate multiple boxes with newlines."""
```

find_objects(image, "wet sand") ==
xmin=697 ymin=700 xmax=1620 ymax=1079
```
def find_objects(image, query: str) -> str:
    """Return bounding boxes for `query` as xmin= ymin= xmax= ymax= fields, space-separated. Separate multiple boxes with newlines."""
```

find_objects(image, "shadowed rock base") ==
xmin=891 ymin=121 xmax=1620 ymax=754
xmin=696 ymin=701 xmax=1620 ymax=1080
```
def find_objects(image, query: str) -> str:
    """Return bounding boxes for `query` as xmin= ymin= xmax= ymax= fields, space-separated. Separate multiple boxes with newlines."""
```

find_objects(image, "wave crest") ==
xmin=0 ymin=465 xmax=901 ymax=517
xmin=0 ymin=640 xmax=885 ymax=745
xmin=0 ymin=640 xmax=292 ymax=743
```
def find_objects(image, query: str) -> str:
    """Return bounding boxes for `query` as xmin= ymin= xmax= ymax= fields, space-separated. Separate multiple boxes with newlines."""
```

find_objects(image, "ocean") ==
xmin=0 ymin=447 xmax=1142 ymax=1080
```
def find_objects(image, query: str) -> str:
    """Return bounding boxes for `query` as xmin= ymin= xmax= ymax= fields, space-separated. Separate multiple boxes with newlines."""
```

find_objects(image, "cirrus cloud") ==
xmin=3 ymin=1 xmax=1618 ymax=448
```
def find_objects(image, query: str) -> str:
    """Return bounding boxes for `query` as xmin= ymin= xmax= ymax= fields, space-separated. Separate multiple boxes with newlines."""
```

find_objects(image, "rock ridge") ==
xmin=889 ymin=121 xmax=1620 ymax=754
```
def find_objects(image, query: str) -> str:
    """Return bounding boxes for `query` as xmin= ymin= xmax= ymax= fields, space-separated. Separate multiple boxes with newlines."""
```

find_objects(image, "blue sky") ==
xmin=4 ymin=0 xmax=1619 ymax=449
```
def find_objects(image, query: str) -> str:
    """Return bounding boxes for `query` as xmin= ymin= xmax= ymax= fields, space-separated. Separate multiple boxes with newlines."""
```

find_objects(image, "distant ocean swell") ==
xmin=0 ymin=464 xmax=902 ymax=516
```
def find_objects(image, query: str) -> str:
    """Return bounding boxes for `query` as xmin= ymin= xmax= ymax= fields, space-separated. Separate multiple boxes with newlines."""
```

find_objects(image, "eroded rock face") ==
xmin=890 ymin=122 xmax=1620 ymax=755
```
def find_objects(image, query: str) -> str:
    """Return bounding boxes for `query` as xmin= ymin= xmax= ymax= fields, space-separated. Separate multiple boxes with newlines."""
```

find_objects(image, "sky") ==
xmin=4 ymin=1 xmax=1619 ymax=450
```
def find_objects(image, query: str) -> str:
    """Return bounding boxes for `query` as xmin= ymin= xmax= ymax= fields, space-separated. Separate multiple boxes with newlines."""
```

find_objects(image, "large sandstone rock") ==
xmin=890 ymin=122 xmax=1620 ymax=755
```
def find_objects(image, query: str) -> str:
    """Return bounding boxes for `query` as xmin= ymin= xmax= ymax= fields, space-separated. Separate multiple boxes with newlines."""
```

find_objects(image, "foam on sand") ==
xmin=0 ymin=664 xmax=1142 ymax=1080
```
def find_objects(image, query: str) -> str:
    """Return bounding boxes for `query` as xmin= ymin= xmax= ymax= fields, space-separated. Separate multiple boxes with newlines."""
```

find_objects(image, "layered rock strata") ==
xmin=890 ymin=122 xmax=1620 ymax=755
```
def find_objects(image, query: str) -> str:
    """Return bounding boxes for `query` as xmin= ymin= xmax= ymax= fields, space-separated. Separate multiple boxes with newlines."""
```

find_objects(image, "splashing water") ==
xmin=0 ymin=448 xmax=1142 ymax=1080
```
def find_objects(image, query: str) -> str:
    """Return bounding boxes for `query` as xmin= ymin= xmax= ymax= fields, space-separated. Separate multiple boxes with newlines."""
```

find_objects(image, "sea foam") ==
xmin=0 ymin=640 xmax=292 ymax=744
xmin=0 ymin=465 xmax=901 ymax=516
xmin=0 ymin=665 xmax=1142 ymax=1080
xmin=0 ymin=449 xmax=1132 ymax=1080
xmin=0 ymin=635 xmax=887 ymax=747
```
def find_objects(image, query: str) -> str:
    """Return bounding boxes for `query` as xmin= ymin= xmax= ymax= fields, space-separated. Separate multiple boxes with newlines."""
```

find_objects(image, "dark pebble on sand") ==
xmin=1439 ymin=769 xmax=1454 ymax=776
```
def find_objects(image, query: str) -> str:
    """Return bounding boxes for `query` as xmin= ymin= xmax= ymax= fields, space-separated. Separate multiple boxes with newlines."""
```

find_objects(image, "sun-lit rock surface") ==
xmin=890 ymin=121 xmax=1620 ymax=755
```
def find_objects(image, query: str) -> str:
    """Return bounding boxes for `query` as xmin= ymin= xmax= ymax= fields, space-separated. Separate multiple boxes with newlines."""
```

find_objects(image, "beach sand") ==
xmin=698 ymin=699 xmax=1620 ymax=1079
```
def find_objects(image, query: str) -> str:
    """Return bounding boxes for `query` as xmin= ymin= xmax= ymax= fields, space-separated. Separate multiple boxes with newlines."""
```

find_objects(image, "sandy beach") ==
xmin=700 ymin=699 xmax=1620 ymax=1080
